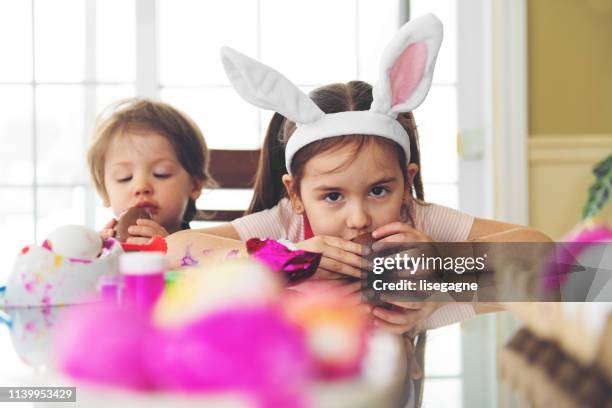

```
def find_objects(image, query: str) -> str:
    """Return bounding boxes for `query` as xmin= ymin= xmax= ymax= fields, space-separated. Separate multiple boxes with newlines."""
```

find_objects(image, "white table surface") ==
xmin=0 ymin=306 xmax=409 ymax=408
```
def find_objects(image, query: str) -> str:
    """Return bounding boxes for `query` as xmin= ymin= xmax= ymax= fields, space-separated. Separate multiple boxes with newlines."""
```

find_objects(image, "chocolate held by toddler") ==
xmin=115 ymin=207 xmax=152 ymax=242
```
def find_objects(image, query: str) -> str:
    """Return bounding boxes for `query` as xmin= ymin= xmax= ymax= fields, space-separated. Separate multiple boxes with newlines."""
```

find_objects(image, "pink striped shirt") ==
xmin=231 ymin=198 xmax=476 ymax=329
xmin=231 ymin=198 xmax=474 ymax=243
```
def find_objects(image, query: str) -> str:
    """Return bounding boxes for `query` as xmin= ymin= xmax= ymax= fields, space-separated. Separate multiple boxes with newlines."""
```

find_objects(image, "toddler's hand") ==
xmin=99 ymin=218 xmax=117 ymax=240
xmin=126 ymin=219 xmax=169 ymax=244
xmin=372 ymin=301 xmax=440 ymax=335
xmin=296 ymin=235 xmax=368 ymax=280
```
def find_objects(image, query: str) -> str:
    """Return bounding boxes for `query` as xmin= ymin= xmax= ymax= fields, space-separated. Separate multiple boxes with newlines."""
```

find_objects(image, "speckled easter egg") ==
xmin=45 ymin=225 xmax=102 ymax=260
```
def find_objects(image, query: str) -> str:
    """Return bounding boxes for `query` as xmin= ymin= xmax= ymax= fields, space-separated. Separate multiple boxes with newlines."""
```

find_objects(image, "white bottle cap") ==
xmin=120 ymin=252 xmax=166 ymax=275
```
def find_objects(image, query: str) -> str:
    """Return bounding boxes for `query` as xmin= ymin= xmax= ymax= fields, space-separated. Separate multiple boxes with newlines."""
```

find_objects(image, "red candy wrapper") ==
xmin=246 ymin=238 xmax=320 ymax=284
xmin=120 ymin=235 xmax=168 ymax=254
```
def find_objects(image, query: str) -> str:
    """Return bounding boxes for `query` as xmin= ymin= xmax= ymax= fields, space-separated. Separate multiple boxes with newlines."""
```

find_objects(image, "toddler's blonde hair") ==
xmin=87 ymin=98 xmax=215 ymax=225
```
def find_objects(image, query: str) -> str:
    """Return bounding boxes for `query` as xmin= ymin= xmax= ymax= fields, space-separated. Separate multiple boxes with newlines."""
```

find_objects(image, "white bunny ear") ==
xmin=371 ymin=13 xmax=443 ymax=117
xmin=220 ymin=47 xmax=324 ymax=124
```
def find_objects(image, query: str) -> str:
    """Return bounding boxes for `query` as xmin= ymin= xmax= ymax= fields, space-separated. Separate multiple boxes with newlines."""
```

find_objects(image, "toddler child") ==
xmin=87 ymin=98 xmax=215 ymax=244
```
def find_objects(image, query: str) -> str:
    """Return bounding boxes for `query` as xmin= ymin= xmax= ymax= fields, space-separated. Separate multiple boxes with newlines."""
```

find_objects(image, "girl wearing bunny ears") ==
xmin=187 ymin=14 xmax=550 ymax=335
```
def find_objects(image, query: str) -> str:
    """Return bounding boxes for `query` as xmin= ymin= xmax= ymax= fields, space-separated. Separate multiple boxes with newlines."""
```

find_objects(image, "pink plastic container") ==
xmin=120 ymin=252 xmax=166 ymax=311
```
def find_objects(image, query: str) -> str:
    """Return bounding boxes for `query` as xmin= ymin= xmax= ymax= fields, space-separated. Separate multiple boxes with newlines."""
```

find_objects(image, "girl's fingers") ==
xmin=373 ymin=317 xmax=411 ymax=334
xmin=311 ymin=268 xmax=347 ymax=280
xmin=373 ymin=232 xmax=422 ymax=246
xmin=357 ymin=303 xmax=374 ymax=314
xmin=373 ymin=306 xmax=417 ymax=326
xmin=333 ymin=280 xmax=362 ymax=297
xmin=383 ymin=301 xmax=424 ymax=310
xmin=372 ymin=222 xmax=416 ymax=240
xmin=321 ymin=244 xmax=368 ymax=270
xmin=343 ymin=291 xmax=364 ymax=306
xmin=318 ymin=257 xmax=363 ymax=279
xmin=323 ymin=236 xmax=365 ymax=255
xmin=298 ymin=236 xmax=369 ymax=278
xmin=292 ymin=279 xmax=346 ymax=292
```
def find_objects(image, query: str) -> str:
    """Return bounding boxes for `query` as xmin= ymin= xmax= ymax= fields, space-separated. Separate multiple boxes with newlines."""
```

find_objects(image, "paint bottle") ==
xmin=120 ymin=252 xmax=165 ymax=311
xmin=97 ymin=275 xmax=121 ymax=303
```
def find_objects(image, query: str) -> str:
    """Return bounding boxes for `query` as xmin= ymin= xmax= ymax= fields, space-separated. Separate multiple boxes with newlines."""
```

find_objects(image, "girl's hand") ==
xmin=330 ymin=280 xmax=372 ymax=314
xmin=370 ymin=222 xmax=441 ymax=333
xmin=372 ymin=221 xmax=439 ymax=278
xmin=126 ymin=218 xmax=169 ymax=244
xmin=288 ymin=279 xmax=372 ymax=314
xmin=372 ymin=301 xmax=440 ymax=334
xmin=372 ymin=221 xmax=434 ymax=244
xmin=296 ymin=236 xmax=368 ymax=280
xmin=99 ymin=218 xmax=117 ymax=240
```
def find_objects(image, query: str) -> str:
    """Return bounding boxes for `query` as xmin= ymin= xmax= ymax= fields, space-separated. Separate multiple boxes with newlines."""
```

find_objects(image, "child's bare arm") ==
xmin=192 ymin=223 xmax=242 ymax=240
xmin=467 ymin=218 xmax=552 ymax=243
xmin=165 ymin=230 xmax=247 ymax=270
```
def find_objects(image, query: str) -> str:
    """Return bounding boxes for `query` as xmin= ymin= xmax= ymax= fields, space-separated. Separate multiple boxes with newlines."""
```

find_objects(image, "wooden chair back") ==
xmin=194 ymin=149 xmax=260 ymax=222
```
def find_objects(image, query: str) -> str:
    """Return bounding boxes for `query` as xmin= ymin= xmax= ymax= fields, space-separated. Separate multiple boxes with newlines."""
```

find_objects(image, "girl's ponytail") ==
xmin=247 ymin=112 xmax=288 ymax=214
xmin=400 ymin=111 xmax=425 ymax=201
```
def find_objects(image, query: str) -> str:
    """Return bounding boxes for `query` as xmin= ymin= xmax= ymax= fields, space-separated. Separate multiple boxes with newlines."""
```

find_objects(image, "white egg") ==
xmin=153 ymin=258 xmax=282 ymax=328
xmin=45 ymin=225 xmax=102 ymax=260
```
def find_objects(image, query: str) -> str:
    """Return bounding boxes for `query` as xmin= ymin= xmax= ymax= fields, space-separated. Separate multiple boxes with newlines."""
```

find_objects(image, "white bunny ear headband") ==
xmin=220 ymin=13 xmax=443 ymax=175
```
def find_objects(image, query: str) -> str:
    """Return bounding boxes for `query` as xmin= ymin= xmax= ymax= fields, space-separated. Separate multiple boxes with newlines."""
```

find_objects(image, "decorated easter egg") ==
xmin=566 ymin=223 xmax=612 ymax=243
xmin=284 ymin=292 xmax=371 ymax=379
xmin=5 ymin=239 xmax=122 ymax=307
xmin=115 ymin=207 xmax=152 ymax=242
xmin=144 ymin=305 xmax=310 ymax=406
xmin=53 ymin=302 xmax=153 ymax=390
xmin=153 ymin=258 xmax=281 ymax=328
xmin=542 ymin=223 xmax=612 ymax=292
xmin=45 ymin=225 xmax=102 ymax=260
xmin=8 ymin=306 xmax=66 ymax=368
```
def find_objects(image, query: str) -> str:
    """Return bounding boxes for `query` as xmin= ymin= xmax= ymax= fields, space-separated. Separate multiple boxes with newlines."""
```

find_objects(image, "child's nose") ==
xmin=133 ymin=178 xmax=153 ymax=196
xmin=346 ymin=202 xmax=371 ymax=230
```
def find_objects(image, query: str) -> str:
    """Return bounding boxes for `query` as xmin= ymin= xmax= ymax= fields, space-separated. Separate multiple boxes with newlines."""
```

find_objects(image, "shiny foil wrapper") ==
xmin=246 ymin=238 xmax=321 ymax=284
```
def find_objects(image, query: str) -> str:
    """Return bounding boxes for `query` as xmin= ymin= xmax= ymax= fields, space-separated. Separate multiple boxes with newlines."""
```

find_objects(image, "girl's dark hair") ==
xmin=247 ymin=81 xmax=423 ymax=214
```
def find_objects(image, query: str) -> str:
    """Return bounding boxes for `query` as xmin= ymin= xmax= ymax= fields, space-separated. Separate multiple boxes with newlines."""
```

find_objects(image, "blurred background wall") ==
xmin=527 ymin=0 xmax=612 ymax=239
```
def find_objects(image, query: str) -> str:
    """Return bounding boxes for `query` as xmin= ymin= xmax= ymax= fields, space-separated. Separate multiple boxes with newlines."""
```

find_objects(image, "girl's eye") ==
xmin=116 ymin=176 xmax=132 ymax=183
xmin=324 ymin=192 xmax=343 ymax=202
xmin=370 ymin=186 xmax=389 ymax=197
xmin=154 ymin=173 xmax=171 ymax=179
